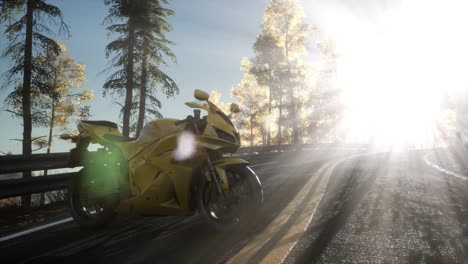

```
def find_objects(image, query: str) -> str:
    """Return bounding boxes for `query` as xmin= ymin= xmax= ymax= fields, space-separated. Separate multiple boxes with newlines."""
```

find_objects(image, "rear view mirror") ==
xmin=230 ymin=103 xmax=240 ymax=113
xmin=60 ymin=133 xmax=71 ymax=140
xmin=194 ymin=89 xmax=209 ymax=101
xmin=60 ymin=133 xmax=79 ymax=143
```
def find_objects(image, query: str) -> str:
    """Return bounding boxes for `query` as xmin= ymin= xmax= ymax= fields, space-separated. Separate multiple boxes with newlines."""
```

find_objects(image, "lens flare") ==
xmin=173 ymin=131 xmax=197 ymax=161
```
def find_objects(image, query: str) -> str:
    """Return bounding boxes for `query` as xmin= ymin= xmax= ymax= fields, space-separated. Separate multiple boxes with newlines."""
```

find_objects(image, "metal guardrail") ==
xmin=0 ymin=172 xmax=75 ymax=200
xmin=0 ymin=152 xmax=69 ymax=174
xmin=0 ymin=152 xmax=75 ymax=200
xmin=0 ymin=143 xmax=368 ymax=200
xmin=237 ymin=143 xmax=369 ymax=154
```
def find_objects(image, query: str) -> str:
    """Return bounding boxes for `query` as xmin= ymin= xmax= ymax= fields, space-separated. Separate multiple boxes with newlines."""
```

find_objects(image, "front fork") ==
xmin=192 ymin=109 xmax=225 ymax=195
xmin=205 ymin=150 xmax=224 ymax=195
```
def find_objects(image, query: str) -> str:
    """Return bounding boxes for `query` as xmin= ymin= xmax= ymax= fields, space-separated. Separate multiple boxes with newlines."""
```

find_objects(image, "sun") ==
xmin=342 ymin=86 xmax=440 ymax=146
xmin=312 ymin=0 xmax=468 ymax=146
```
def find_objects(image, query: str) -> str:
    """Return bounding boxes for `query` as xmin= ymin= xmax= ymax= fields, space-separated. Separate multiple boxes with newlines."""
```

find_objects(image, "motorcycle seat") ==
xmin=82 ymin=120 xmax=118 ymax=129
xmin=104 ymin=134 xmax=135 ymax=142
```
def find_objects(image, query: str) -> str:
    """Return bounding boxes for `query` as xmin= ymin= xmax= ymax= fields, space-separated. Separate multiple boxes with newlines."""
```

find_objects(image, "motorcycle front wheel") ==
xmin=197 ymin=165 xmax=263 ymax=231
xmin=69 ymin=169 xmax=118 ymax=229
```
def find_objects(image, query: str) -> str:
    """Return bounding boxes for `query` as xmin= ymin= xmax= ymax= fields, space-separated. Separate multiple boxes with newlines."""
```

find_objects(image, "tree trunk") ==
xmin=21 ymin=0 xmax=34 ymax=209
xmin=289 ymin=86 xmax=299 ymax=144
xmin=122 ymin=16 xmax=135 ymax=137
xmin=136 ymin=40 xmax=149 ymax=137
xmin=41 ymin=101 xmax=55 ymax=205
xmin=278 ymin=93 xmax=282 ymax=146
xmin=297 ymin=92 xmax=303 ymax=144
xmin=285 ymin=28 xmax=299 ymax=145
xmin=250 ymin=113 xmax=254 ymax=147
xmin=262 ymin=126 xmax=266 ymax=146
xmin=267 ymin=68 xmax=272 ymax=146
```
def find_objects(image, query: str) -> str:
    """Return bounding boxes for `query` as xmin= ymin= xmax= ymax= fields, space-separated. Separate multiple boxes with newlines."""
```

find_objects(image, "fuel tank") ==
xmin=137 ymin=118 xmax=183 ymax=145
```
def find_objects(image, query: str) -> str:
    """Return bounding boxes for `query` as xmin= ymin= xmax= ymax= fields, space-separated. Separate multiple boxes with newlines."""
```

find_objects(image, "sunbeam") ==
xmin=307 ymin=0 xmax=468 ymax=147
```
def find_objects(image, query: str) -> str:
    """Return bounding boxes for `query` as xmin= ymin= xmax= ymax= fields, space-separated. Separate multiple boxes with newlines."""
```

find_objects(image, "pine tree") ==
xmin=103 ymin=0 xmax=178 ymax=137
xmin=251 ymin=33 xmax=284 ymax=145
xmin=231 ymin=58 xmax=269 ymax=147
xmin=5 ymin=45 xmax=91 ymax=205
xmin=134 ymin=0 xmax=178 ymax=137
xmin=103 ymin=0 xmax=141 ymax=136
xmin=1 ymin=0 xmax=69 ymax=208
xmin=5 ymin=45 xmax=90 ymax=150
xmin=257 ymin=0 xmax=315 ymax=144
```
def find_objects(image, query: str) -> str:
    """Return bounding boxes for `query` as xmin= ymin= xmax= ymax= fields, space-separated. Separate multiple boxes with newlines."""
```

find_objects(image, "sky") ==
xmin=305 ymin=0 xmax=468 ymax=146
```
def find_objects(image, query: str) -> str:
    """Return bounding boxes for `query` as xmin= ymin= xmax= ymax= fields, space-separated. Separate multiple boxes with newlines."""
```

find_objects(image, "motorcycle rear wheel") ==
xmin=197 ymin=165 xmax=263 ymax=231
xmin=69 ymin=169 xmax=118 ymax=229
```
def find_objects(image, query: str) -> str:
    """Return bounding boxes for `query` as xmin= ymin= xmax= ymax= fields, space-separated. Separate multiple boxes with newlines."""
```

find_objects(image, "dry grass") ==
xmin=0 ymin=198 xmax=21 ymax=209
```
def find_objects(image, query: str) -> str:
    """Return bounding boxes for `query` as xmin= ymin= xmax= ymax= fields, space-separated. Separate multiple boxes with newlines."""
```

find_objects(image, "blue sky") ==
xmin=1 ymin=0 xmax=295 ymax=154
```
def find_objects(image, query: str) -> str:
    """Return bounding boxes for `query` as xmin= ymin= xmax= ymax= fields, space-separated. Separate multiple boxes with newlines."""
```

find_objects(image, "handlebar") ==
xmin=175 ymin=109 xmax=202 ymax=126
xmin=175 ymin=115 xmax=192 ymax=126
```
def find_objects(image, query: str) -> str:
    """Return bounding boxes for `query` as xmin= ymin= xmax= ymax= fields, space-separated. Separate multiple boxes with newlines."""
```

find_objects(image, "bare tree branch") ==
xmin=31 ymin=136 xmax=47 ymax=141
xmin=5 ymin=109 xmax=22 ymax=116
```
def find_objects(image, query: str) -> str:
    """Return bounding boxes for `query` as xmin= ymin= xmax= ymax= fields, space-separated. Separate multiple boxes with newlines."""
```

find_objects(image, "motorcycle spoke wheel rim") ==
xmin=202 ymin=170 xmax=251 ymax=224
xmin=76 ymin=181 xmax=106 ymax=218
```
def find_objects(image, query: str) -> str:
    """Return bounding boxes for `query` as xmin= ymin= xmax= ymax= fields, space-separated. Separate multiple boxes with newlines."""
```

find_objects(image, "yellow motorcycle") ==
xmin=61 ymin=89 xmax=262 ymax=229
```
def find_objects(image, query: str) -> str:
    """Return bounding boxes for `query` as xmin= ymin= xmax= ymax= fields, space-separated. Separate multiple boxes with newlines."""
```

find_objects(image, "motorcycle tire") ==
xmin=197 ymin=165 xmax=263 ymax=231
xmin=69 ymin=169 xmax=118 ymax=229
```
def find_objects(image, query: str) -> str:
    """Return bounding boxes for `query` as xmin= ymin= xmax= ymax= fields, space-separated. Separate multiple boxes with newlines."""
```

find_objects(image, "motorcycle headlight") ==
xmin=215 ymin=128 xmax=236 ymax=143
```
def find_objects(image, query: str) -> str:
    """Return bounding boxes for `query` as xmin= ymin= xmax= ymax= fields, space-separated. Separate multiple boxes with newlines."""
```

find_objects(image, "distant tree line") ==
xmin=227 ymin=0 xmax=343 ymax=147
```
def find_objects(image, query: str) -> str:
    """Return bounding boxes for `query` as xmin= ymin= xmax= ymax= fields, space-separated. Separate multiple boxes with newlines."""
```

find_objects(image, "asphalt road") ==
xmin=284 ymin=151 xmax=468 ymax=264
xmin=1 ymin=148 xmax=468 ymax=263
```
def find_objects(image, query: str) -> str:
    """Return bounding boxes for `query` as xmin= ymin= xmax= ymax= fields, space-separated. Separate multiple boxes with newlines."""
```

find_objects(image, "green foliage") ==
xmin=247 ymin=0 xmax=315 ymax=145
xmin=135 ymin=0 xmax=179 ymax=134
xmin=250 ymin=33 xmax=284 ymax=89
xmin=103 ymin=0 xmax=178 ymax=137
xmin=233 ymin=0 xmax=343 ymax=145
xmin=1 ymin=0 xmax=69 ymax=93
xmin=5 ymin=44 xmax=92 ymax=151
xmin=231 ymin=58 xmax=269 ymax=147
xmin=1 ymin=0 xmax=70 ymax=208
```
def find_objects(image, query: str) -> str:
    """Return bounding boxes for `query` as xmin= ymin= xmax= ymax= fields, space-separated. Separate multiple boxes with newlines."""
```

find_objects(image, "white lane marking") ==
xmin=0 ymin=217 xmax=73 ymax=243
xmin=227 ymin=161 xmax=335 ymax=264
xmin=0 ymin=157 xmax=360 ymax=244
xmin=227 ymin=151 xmax=382 ymax=264
xmin=0 ymin=162 xmax=276 ymax=243
xmin=423 ymin=152 xmax=468 ymax=180
xmin=276 ymin=159 xmax=344 ymax=264
xmin=250 ymin=162 xmax=276 ymax=168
